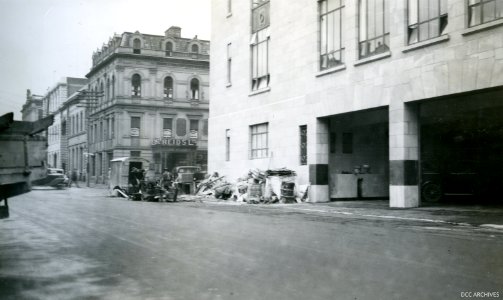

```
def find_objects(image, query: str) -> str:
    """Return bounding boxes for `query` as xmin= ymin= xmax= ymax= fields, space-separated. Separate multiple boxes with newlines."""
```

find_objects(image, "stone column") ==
xmin=389 ymin=102 xmax=420 ymax=208
xmin=308 ymin=118 xmax=330 ymax=202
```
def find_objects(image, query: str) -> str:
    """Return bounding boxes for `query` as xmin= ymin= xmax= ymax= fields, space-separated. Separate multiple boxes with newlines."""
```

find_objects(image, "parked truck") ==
xmin=0 ymin=112 xmax=53 ymax=218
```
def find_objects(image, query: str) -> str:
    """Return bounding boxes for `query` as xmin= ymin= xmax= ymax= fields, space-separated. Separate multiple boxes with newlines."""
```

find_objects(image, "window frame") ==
xmin=319 ymin=0 xmax=345 ymax=71
xmin=358 ymin=0 xmax=390 ymax=60
xmin=249 ymin=123 xmax=269 ymax=159
xmin=407 ymin=0 xmax=448 ymax=45
xmin=190 ymin=78 xmax=200 ymax=100
xmin=164 ymin=76 xmax=174 ymax=99
xmin=131 ymin=74 xmax=142 ymax=97
xmin=299 ymin=125 xmax=307 ymax=165
xmin=163 ymin=118 xmax=173 ymax=138
xmin=467 ymin=0 xmax=503 ymax=27
xmin=130 ymin=116 xmax=141 ymax=137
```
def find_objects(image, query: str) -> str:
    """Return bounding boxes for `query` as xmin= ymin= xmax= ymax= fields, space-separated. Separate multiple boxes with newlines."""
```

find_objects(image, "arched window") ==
xmin=165 ymin=42 xmax=173 ymax=56
xmin=131 ymin=74 xmax=141 ymax=97
xmin=191 ymin=44 xmax=199 ymax=53
xmin=190 ymin=78 xmax=199 ymax=100
xmin=133 ymin=38 xmax=141 ymax=54
xmin=164 ymin=77 xmax=173 ymax=99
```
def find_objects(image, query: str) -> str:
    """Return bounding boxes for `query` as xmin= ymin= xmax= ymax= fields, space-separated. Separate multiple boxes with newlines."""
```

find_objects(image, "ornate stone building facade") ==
xmin=86 ymin=26 xmax=210 ymax=183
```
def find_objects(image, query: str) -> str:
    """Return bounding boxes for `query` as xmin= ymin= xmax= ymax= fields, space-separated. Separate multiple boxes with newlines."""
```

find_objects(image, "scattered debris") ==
xmin=197 ymin=168 xmax=309 ymax=205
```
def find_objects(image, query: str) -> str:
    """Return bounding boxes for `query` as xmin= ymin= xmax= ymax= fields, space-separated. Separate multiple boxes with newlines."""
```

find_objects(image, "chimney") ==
xmin=165 ymin=26 xmax=181 ymax=38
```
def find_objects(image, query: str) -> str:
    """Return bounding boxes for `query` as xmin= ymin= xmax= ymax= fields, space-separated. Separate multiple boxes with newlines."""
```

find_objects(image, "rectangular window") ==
xmin=111 ymin=117 xmax=115 ymax=138
xmin=250 ymin=123 xmax=268 ymax=159
xmin=130 ymin=117 xmax=140 ymax=137
xmin=358 ymin=0 xmax=390 ymax=59
xmin=408 ymin=0 xmax=448 ymax=45
xmin=163 ymin=118 xmax=173 ymax=138
xmin=342 ymin=132 xmax=353 ymax=154
xmin=320 ymin=0 xmax=345 ymax=70
xmin=299 ymin=125 xmax=307 ymax=165
xmin=226 ymin=129 xmax=231 ymax=161
xmin=227 ymin=43 xmax=232 ymax=85
xmin=94 ymin=124 xmax=97 ymax=142
xmin=251 ymin=0 xmax=270 ymax=91
xmin=468 ymin=0 xmax=503 ymax=27
xmin=190 ymin=119 xmax=199 ymax=139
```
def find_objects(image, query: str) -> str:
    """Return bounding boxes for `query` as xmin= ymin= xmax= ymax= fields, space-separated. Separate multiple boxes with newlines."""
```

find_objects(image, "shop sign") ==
xmin=152 ymin=138 xmax=197 ymax=147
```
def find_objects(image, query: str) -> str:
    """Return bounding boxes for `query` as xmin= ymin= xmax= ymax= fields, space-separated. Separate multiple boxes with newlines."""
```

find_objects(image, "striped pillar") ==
xmin=309 ymin=118 xmax=330 ymax=202
xmin=389 ymin=102 xmax=420 ymax=208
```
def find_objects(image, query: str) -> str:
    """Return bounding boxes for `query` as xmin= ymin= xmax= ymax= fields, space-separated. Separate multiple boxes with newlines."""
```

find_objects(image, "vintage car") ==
xmin=32 ymin=168 xmax=69 ymax=189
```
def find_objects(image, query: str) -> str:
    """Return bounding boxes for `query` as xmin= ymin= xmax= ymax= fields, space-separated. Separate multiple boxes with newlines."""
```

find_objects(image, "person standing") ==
xmin=70 ymin=169 xmax=80 ymax=188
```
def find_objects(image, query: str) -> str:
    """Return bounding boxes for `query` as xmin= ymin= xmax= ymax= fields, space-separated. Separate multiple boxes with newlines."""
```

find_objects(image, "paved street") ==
xmin=1 ymin=188 xmax=503 ymax=300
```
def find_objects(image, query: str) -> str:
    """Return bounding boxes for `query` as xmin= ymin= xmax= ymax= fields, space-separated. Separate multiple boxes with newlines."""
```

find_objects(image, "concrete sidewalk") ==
xmin=200 ymin=197 xmax=503 ymax=230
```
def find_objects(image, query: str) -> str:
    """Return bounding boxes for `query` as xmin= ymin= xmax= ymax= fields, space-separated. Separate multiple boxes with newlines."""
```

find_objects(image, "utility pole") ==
xmin=77 ymin=90 xmax=102 ymax=187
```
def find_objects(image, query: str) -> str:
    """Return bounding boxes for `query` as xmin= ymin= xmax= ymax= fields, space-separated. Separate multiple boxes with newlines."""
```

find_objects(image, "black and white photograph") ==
xmin=1 ymin=0 xmax=502 ymax=299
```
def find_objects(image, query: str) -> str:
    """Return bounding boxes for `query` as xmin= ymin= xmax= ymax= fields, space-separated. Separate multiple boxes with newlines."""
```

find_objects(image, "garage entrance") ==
xmin=420 ymin=88 xmax=503 ymax=204
xmin=327 ymin=108 xmax=389 ymax=200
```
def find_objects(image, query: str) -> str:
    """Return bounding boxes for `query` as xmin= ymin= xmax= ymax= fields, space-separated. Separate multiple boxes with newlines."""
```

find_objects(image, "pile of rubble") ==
xmin=195 ymin=168 xmax=309 ymax=204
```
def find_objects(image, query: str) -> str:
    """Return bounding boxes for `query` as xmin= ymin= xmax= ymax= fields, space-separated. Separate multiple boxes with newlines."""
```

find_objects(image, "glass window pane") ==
xmin=469 ymin=6 xmax=481 ymax=26
xmin=428 ymin=19 xmax=440 ymax=39
xmin=334 ymin=10 xmax=341 ymax=50
xmin=375 ymin=0 xmax=384 ymax=37
xmin=429 ymin=0 xmax=439 ymax=17
xmin=359 ymin=0 xmax=367 ymax=42
xmin=321 ymin=15 xmax=327 ymax=54
xmin=419 ymin=22 xmax=429 ymax=41
xmin=409 ymin=0 xmax=418 ymax=25
xmin=497 ymin=0 xmax=503 ymax=18
xmin=440 ymin=0 xmax=448 ymax=15
xmin=419 ymin=0 xmax=429 ymax=21
xmin=368 ymin=0 xmax=376 ymax=39
xmin=327 ymin=13 xmax=334 ymax=52
xmin=483 ymin=2 xmax=496 ymax=23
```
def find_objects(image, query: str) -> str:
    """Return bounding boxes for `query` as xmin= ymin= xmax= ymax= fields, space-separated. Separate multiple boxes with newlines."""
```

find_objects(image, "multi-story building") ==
xmin=43 ymin=77 xmax=88 ymax=170
xmin=86 ymin=27 xmax=210 ymax=183
xmin=209 ymin=0 xmax=503 ymax=207
xmin=21 ymin=89 xmax=43 ymax=122
xmin=60 ymin=87 xmax=88 ymax=181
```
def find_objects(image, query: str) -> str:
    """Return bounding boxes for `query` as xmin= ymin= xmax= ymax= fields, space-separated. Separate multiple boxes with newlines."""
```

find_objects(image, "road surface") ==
xmin=1 ymin=188 xmax=502 ymax=300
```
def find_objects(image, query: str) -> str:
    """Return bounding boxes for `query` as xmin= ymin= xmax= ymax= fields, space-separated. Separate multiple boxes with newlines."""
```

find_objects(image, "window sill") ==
xmin=354 ymin=52 xmax=391 ymax=67
xmin=402 ymin=34 xmax=450 ymax=53
xmin=462 ymin=18 xmax=503 ymax=35
xmin=248 ymin=87 xmax=271 ymax=97
xmin=316 ymin=65 xmax=346 ymax=77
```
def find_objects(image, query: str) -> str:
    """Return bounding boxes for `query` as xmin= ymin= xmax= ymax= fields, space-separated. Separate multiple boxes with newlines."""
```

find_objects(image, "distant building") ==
xmin=209 ymin=0 xmax=503 ymax=207
xmin=21 ymin=89 xmax=43 ymax=122
xmin=60 ymin=87 xmax=88 ymax=181
xmin=86 ymin=27 xmax=210 ymax=183
xmin=43 ymin=78 xmax=88 ymax=170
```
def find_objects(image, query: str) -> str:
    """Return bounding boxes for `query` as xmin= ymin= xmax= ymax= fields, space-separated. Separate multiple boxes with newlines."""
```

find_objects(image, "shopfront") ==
xmin=151 ymin=137 xmax=207 ymax=174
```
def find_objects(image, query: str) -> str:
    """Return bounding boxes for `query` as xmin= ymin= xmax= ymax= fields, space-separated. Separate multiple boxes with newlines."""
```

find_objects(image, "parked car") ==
xmin=32 ymin=168 xmax=69 ymax=189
